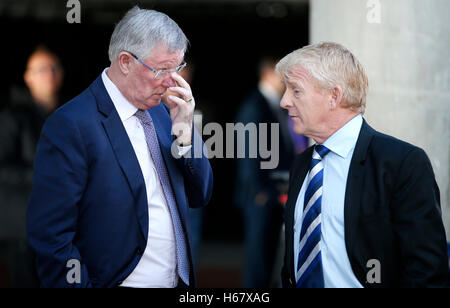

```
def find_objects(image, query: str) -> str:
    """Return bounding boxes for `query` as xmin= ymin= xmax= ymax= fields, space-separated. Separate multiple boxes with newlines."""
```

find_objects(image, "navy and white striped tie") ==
xmin=296 ymin=144 xmax=330 ymax=288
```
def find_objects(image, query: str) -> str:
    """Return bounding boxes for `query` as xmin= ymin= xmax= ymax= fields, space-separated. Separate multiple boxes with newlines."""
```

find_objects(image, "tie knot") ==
xmin=314 ymin=145 xmax=330 ymax=160
xmin=135 ymin=109 xmax=152 ymax=124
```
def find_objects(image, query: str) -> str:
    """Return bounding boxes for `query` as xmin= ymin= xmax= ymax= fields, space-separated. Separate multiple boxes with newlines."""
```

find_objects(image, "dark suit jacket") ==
xmin=26 ymin=74 xmax=213 ymax=288
xmin=282 ymin=120 xmax=448 ymax=288
xmin=234 ymin=89 xmax=294 ymax=211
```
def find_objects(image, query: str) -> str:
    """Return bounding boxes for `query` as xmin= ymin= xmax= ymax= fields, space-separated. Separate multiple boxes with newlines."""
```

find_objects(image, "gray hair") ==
xmin=276 ymin=42 xmax=368 ymax=114
xmin=108 ymin=6 xmax=189 ymax=62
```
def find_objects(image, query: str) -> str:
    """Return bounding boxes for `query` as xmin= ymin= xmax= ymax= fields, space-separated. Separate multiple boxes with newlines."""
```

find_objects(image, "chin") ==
xmin=294 ymin=129 xmax=306 ymax=136
xmin=293 ymin=124 xmax=306 ymax=135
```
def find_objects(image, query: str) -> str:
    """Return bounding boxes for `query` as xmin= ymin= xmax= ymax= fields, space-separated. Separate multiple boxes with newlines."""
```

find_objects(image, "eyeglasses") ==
xmin=126 ymin=51 xmax=186 ymax=80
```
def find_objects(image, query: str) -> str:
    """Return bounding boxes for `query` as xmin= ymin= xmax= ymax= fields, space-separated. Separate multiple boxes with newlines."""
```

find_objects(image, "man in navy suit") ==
xmin=26 ymin=7 xmax=213 ymax=288
xmin=234 ymin=56 xmax=301 ymax=287
xmin=278 ymin=42 xmax=447 ymax=288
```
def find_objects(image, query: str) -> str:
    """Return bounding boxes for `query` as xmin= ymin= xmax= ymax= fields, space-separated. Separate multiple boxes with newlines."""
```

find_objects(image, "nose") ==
xmin=280 ymin=92 xmax=290 ymax=110
xmin=161 ymin=75 xmax=176 ymax=88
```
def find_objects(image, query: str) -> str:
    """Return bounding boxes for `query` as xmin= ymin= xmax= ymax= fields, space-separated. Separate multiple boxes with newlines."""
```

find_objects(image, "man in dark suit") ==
xmin=26 ymin=7 xmax=213 ymax=288
xmin=234 ymin=56 xmax=305 ymax=287
xmin=277 ymin=42 xmax=447 ymax=288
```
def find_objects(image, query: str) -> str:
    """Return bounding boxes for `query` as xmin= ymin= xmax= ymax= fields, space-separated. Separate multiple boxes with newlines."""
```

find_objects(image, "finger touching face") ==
xmin=162 ymin=72 xmax=192 ymax=105
xmin=174 ymin=71 xmax=192 ymax=91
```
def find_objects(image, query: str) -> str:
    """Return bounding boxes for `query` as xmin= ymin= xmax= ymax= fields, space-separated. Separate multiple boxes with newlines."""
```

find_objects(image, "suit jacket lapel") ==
xmin=285 ymin=146 xmax=313 ymax=285
xmin=90 ymin=75 xmax=148 ymax=241
xmin=344 ymin=119 xmax=374 ymax=257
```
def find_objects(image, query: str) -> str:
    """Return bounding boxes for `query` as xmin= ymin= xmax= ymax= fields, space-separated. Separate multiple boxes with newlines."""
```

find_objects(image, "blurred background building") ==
xmin=0 ymin=0 xmax=448 ymax=287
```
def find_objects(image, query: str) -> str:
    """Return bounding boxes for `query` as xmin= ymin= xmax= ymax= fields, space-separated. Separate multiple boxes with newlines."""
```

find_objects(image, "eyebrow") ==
xmin=286 ymin=80 xmax=304 ymax=90
xmin=155 ymin=58 xmax=185 ymax=67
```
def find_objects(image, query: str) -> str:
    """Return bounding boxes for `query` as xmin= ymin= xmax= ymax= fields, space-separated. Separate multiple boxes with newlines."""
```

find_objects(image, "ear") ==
xmin=329 ymin=85 xmax=343 ymax=110
xmin=117 ymin=52 xmax=133 ymax=75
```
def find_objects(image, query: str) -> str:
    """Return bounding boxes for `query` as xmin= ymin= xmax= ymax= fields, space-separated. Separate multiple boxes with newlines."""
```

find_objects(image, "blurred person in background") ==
xmin=23 ymin=46 xmax=64 ymax=114
xmin=234 ymin=55 xmax=304 ymax=287
xmin=0 ymin=45 xmax=64 ymax=287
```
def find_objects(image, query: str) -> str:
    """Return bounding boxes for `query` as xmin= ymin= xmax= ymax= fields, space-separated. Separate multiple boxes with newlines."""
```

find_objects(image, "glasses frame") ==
xmin=125 ymin=51 xmax=186 ymax=80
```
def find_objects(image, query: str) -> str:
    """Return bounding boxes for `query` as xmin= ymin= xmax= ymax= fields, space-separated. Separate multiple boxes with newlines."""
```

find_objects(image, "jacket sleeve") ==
xmin=26 ymin=111 xmax=92 ymax=288
xmin=176 ymin=126 xmax=213 ymax=208
xmin=161 ymin=103 xmax=213 ymax=208
xmin=391 ymin=147 xmax=448 ymax=287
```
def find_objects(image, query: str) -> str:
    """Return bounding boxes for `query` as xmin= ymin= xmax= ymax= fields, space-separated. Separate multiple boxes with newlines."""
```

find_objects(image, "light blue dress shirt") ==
xmin=293 ymin=114 xmax=364 ymax=288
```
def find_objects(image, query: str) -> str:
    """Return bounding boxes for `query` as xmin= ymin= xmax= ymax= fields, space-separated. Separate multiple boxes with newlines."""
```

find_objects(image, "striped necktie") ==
xmin=296 ymin=144 xmax=330 ymax=288
xmin=135 ymin=109 xmax=190 ymax=286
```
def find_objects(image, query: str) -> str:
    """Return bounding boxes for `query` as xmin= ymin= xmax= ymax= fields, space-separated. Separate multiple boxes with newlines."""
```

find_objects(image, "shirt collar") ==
xmin=322 ymin=114 xmax=363 ymax=159
xmin=101 ymin=68 xmax=138 ymax=121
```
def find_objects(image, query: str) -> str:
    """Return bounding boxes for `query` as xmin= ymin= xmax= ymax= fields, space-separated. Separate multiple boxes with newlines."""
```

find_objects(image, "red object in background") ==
xmin=0 ymin=264 xmax=9 ymax=288
xmin=278 ymin=193 xmax=288 ymax=206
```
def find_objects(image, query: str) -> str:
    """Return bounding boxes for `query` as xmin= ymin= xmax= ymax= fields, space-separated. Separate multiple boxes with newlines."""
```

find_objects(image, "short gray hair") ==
xmin=108 ymin=6 xmax=189 ymax=62
xmin=276 ymin=42 xmax=368 ymax=114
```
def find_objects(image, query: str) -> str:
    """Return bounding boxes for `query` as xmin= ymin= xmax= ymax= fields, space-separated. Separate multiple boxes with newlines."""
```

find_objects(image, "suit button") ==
xmin=137 ymin=247 xmax=144 ymax=255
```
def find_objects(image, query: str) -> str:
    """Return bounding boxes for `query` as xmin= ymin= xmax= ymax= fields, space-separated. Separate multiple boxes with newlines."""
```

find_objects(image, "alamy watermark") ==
xmin=367 ymin=0 xmax=381 ymax=24
xmin=66 ymin=259 xmax=81 ymax=284
xmin=366 ymin=259 xmax=381 ymax=284
xmin=66 ymin=0 xmax=81 ymax=24
xmin=67 ymin=0 xmax=380 ymax=25
xmin=65 ymin=256 xmax=381 ymax=285
xmin=171 ymin=114 xmax=280 ymax=170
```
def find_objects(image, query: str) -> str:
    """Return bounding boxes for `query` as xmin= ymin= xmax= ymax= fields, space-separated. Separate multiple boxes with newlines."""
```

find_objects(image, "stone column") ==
xmin=310 ymin=0 xmax=450 ymax=239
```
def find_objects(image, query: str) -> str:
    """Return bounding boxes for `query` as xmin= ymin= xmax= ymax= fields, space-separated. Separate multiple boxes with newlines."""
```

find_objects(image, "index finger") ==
xmin=171 ymin=72 xmax=191 ymax=91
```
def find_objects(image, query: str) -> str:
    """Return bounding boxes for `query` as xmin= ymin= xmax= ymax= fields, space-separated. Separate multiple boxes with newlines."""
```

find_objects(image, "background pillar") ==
xmin=310 ymin=0 xmax=450 ymax=239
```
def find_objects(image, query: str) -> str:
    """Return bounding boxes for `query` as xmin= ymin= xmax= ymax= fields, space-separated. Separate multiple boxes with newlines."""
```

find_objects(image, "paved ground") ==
xmin=196 ymin=241 xmax=244 ymax=288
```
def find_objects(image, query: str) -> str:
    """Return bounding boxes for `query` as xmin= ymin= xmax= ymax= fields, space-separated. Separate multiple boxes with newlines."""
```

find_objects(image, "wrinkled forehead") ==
xmin=283 ymin=65 xmax=328 ymax=94
xmin=146 ymin=43 xmax=185 ymax=65
xmin=283 ymin=65 xmax=313 ymax=87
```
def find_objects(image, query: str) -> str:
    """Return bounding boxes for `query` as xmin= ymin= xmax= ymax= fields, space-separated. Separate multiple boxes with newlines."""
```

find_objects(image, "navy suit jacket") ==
xmin=26 ymin=74 xmax=213 ymax=288
xmin=234 ymin=89 xmax=294 ymax=211
xmin=282 ymin=120 xmax=448 ymax=288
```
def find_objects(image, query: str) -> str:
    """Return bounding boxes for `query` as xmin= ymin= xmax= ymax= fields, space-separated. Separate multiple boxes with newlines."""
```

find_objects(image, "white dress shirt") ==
xmin=294 ymin=114 xmax=364 ymax=288
xmin=101 ymin=68 xmax=181 ymax=288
